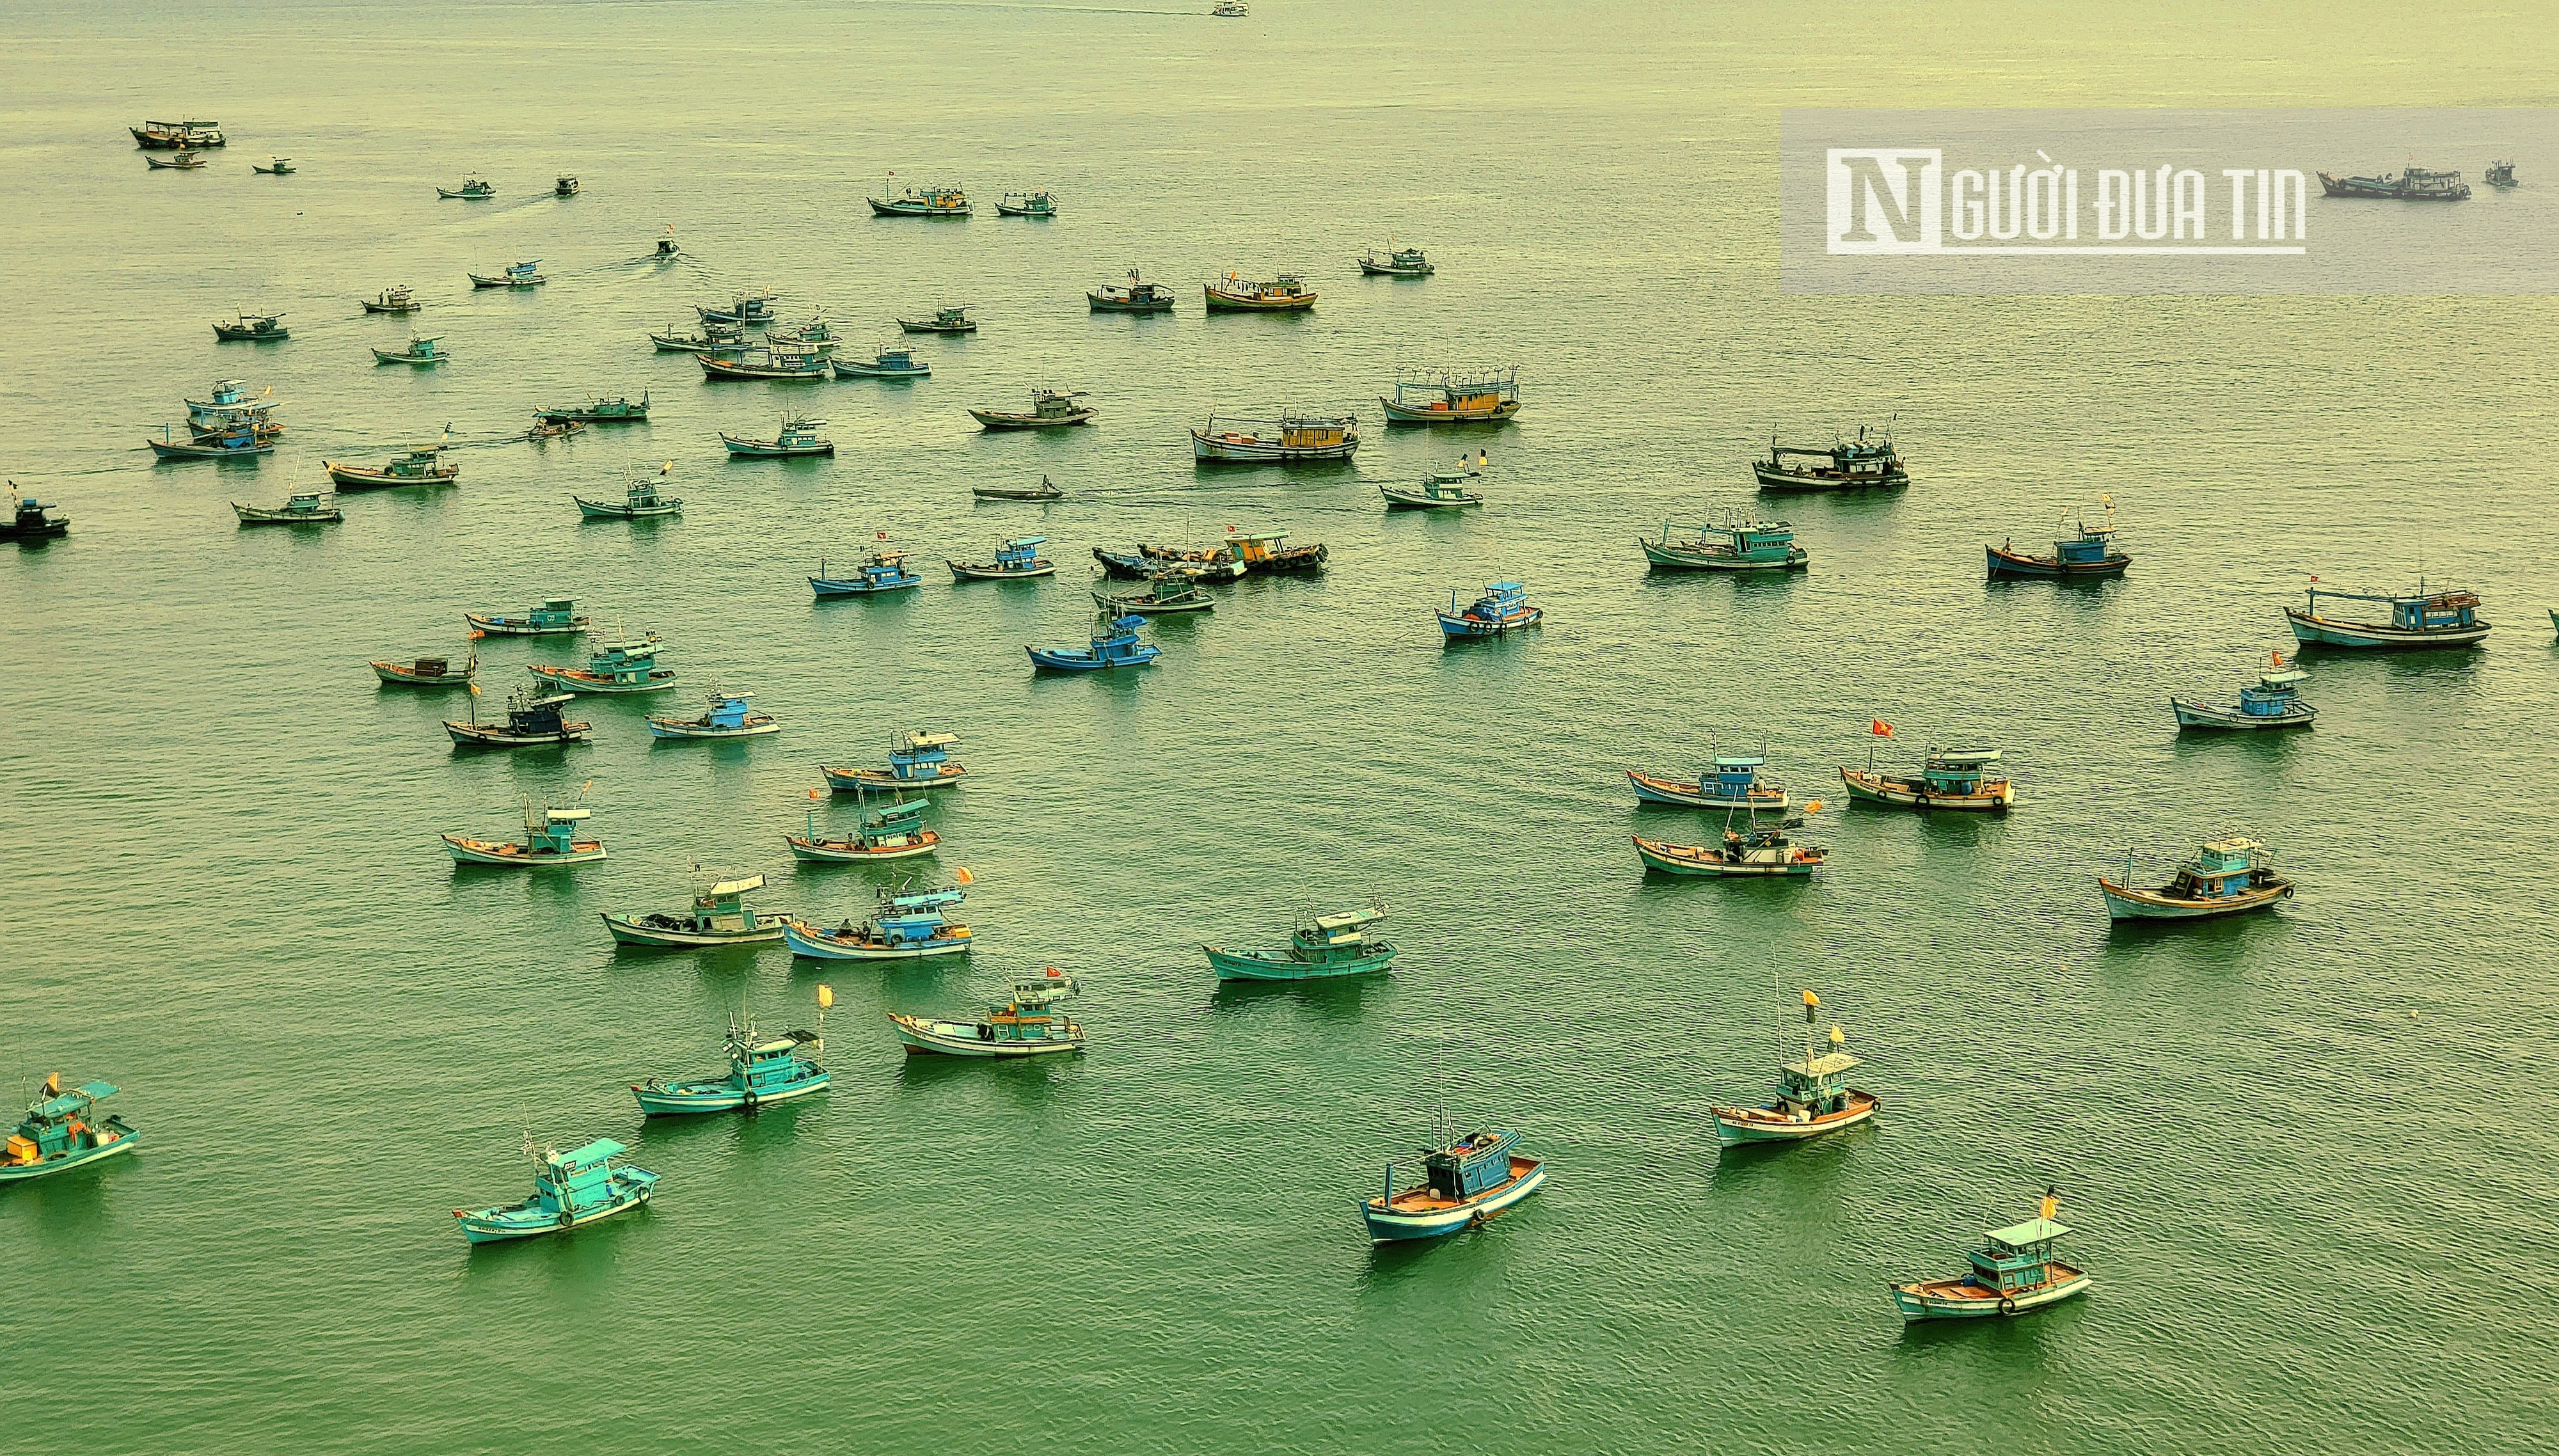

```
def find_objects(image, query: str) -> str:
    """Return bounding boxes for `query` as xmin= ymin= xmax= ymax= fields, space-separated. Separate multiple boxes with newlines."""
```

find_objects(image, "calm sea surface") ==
xmin=4 ymin=3 xmax=2556 ymax=1453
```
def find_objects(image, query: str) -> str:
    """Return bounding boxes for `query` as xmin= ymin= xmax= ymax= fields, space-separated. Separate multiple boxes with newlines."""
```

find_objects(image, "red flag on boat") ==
xmin=1871 ymin=719 xmax=1894 ymax=737
xmin=876 ymin=530 xmax=888 ymax=540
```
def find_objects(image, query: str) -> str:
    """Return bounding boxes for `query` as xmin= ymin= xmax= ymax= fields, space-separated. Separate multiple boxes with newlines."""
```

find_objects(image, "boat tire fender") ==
xmin=978 ymin=1023 xmax=994 ymax=1041
xmin=557 ymin=1210 xmax=574 ymax=1230
xmin=1998 ymin=1295 xmax=2016 ymax=1315
xmin=741 ymin=1089 xmax=759 ymax=1112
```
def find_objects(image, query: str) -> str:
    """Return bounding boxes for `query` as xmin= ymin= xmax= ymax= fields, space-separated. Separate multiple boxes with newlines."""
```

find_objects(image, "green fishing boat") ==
xmin=1 ymin=1073 xmax=138 ymax=1185
xmin=1203 ymin=901 xmax=1395 ymax=981
xmin=1890 ymin=1189 xmax=2092 ymax=1320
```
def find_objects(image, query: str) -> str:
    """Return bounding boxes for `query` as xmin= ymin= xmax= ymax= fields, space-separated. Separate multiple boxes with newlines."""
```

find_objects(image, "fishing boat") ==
xmin=656 ymin=232 xmax=681 ymax=257
xmin=1093 ymin=573 xmax=1214 ymax=616
xmin=1027 ymin=612 xmax=1162 ymax=672
xmin=783 ymin=880 xmax=976 ymax=961
xmin=969 ymin=389 xmax=1097 ymax=430
xmin=372 ymin=335 xmax=449 ymax=366
xmin=949 ymin=536 xmax=1056 ymax=581
xmin=528 ymin=633 xmax=677 ymax=694
xmin=721 ymin=416 xmax=834 ymax=458
xmin=444 ymin=686 xmax=592 ymax=749
xmin=786 ymin=792 xmax=939 ymax=862
xmin=466 ymin=598 xmax=587 ymax=637
xmin=1437 ymin=581 xmax=1541 ymax=637
xmin=232 ymin=491 xmax=341 ymax=526
xmin=1203 ymin=272 xmax=1316 ymax=311
xmin=868 ymin=181 xmax=972 ymax=218
xmin=699 ymin=341 xmax=831 ymax=380
xmin=822 ymin=730 xmax=966 ymax=793
xmin=697 ymin=292 xmax=779 ymax=326
xmin=896 ymin=304 xmax=979 ymax=335
xmin=554 ymin=175 xmax=578 ymax=196
xmin=652 ymin=320 xmax=747 ymax=353
xmin=974 ymin=473 xmax=1063 ymax=502
xmin=2171 ymin=653 xmax=2317 ymax=731
xmin=1360 ymin=1119 xmax=1545 ymax=1244
xmin=1088 ymin=270 xmax=1175 ymax=312
xmin=809 ymin=549 xmax=924 ymax=596
xmin=452 ymin=1138 xmax=657 ymax=1244
xmin=362 ymin=285 xmax=420 ymax=315
xmin=371 ymin=647 xmax=477 ymax=686
xmin=1212 ymin=0 xmax=1248 ymax=14
xmin=1890 ymin=1190 xmax=2091 ymax=1320
xmin=212 ymin=312 xmax=289 ymax=342
xmin=1753 ymin=425 xmax=1908 ymax=492
xmin=1628 ymin=751 xmax=1789 ymax=811
xmin=1631 ymin=804 xmax=1826 ymax=878
xmin=2485 ymin=160 xmax=2518 ymax=189
xmin=573 ymin=466 xmax=683 ymax=521
xmin=1113 ymin=541 xmax=1248 ymax=583
xmin=1203 ymin=901 xmax=1394 ymax=981
xmin=147 ymin=422 xmax=270 ymax=460
xmin=2097 ymin=837 xmax=2294 ymax=922
xmin=1709 ymin=991 xmax=1879 ymax=1146
xmin=1379 ymin=367 xmax=1517 ymax=424
xmin=144 ymin=150 xmax=207 ymax=170
xmin=4 ymin=493 xmax=71 ymax=542
xmin=892 ymin=970 xmax=1086 ymax=1057
xmin=1225 ymin=530 xmax=1326 ymax=574
xmin=765 ymin=315 xmax=840 ymax=350
xmin=645 ymin=690 xmax=779 ymax=740
xmin=467 ymin=260 xmax=546 ymax=289
xmin=1381 ymin=455 xmax=1489 ymax=509
xmin=2283 ymin=582 xmax=2491 ymax=650
xmin=1987 ymin=504 xmax=2130 ymax=580
xmin=995 ymin=189 xmax=1058 ymax=218
xmin=602 ymin=873 xmax=789 ymax=947
xmin=1191 ymin=412 xmax=1359 ymax=464
xmin=527 ymin=417 xmax=585 ymax=441
xmin=631 ymin=1007 xmax=831 ymax=1115
xmin=131 ymin=118 xmax=224 ymax=149
xmin=1358 ymin=241 xmax=1434 ymax=277
xmin=1839 ymin=738 xmax=2014 ymax=811
xmin=537 ymin=392 xmax=649 ymax=425
xmin=442 ymin=802 xmax=608 ymax=867
xmin=1640 ymin=518 xmax=1808 ymax=571
xmin=833 ymin=345 xmax=931 ymax=379
xmin=436 ymin=177 xmax=496 ymax=200
xmin=2317 ymin=166 xmax=2470 ymax=200
xmin=326 ymin=447 xmax=458 ymax=489
xmin=1 ymin=1074 xmax=138 ymax=1185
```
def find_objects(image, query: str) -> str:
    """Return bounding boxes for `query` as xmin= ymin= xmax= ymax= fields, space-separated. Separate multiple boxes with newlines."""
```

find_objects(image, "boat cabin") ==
xmin=1777 ymin=1050 xmax=1862 ymax=1118
xmin=1967 ymin=1214 xmax=2070 ymax=1295
xmin=1224 ymin=532 xmax=1297 ymax=566
xmin=733 ymin=1028 xmax=822 ymax=1089
xmin=1304 ymin=905 xmax=1388 ymax=951
xmin=2166 ymin=838 xmax=2272 ymax=900
xmin=534 ymin=1139 xmax=628 ymax=1211
xmin=555 ymin=175 xmax=578 ymax=196
xmin=698 ymin=693 xmax=758 ymax=730
xmin=7 ymin=1079 xmax=120 ymax=1166
xmin=1420 ymin=1130 xmax=1520 ymax=1201
xmin=1920 ymin=747 xmax=2002 ymax=793
xmin=509 ymin=692 xmax=575 ymax=734
xmin=1708 ymin=754 xmax=1768 ymax=800
xmin=1280 ymin=416 xmax=1352 ymax=448
xmin=994 ymin=537 xmax=1047 ymax=570
xmin=2053 ymin=521 xmax=2120 ymax=566
xmin=525 ymin=805 xmax=592 ymax=853
xmin=2238 ymin=669 xmax=2307 ymax=716
xmin=888 ymin=731 xmax=960 ymax=775
xmin=688 ymin=874 xmax=771 ymax=933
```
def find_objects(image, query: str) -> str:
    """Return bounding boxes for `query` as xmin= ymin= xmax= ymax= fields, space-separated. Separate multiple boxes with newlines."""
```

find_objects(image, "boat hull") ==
xmin=1892 ymin=1267 xmax=2091 ymax=1320
xmin=234 ymin=505 xmax=341 ymax=525
xmin=1093 ymin=592 xmax=1212 ymax=615
xmin=699 ymin=359 xmax=827 ymax=381
xmin=949 ymin=560 xmax=1058 ymax=581
xmin=782 ymin=921 xmax=972 ymax=961
xmin=809 ymin=576 xmax=921 ymax=596
xmin=1362 ymin=1157 xmax=1544 ymax=1242
xmin=2170 ymin=699 xmax=2317 ymax=730
xmin=2283 ymin=607 xmax=2491 ymax=650
xmin=1985 ymin=545 xmax=2130 ymax=580
xmin=631 ymin=1073 xmax=829 ymax=1116
xmin=1711 ymin=1093 xmax=1880 ymax=1146
xmin=372 ymin=663 xmax=472 ymax=686
xmin=1626 ymin=769 xmax=1789 ymax=810
xmin=785 ymin=832 xmax=940 ymax=862
xmin=1203 ymin=944 xmax=1397 ymax=981
xmin=1027 ymin=645 xmax=1161 ymax=671
xmin=148 ymin=439 xmax=270 ymax=460
xmin=444 ymin=721 xmax=591 ymax=748
xmin=1377 ymin=398 xmax=1518 ymax=425
xmin=1438 ymin=608 xmax=1541 ymax=637
xmin=1088 ymin=294 xmax=1175 ymax=313
xmin=601 ymin=913 xmax=790 ymax=947
xmin=1359 ymin=261 xmax=1434 ymax=277
xmin=1380 ymin=487 xmax=1482 ymax=509
xmin=2097 ymin=876 xmax=2292 ymax=921
xmin=1191 ymin=432 xmax=1358 ymax=464
xmin=969 ymin=409 xmax=1097 ymax=430
xmin=1640 ymin=540 xmax=1807 ymax=571
xmin=1752 ymin=463 xmax=1908 ymax=492
xmin=868 ymin=199 xmax=971 ymax=218
xmin=527 ymin=665 xmax=677 ymax=694
xmin=833 ymin=360 xmax=931 ymax=378
xmin=456 ymin=1185 xmax=650 ymax=1244
xmin=328 ymin=462 xmax=458 ymax=489
xmin=1631 ymin=835 xmax=1822 ymax=877
xmin=643 ymin=718 xmax=780 ymax=740
xmin=573 ymin=498 xmax=683 ymax=519
xmin=0 ymin=1127 xmax=139 ymax=1184
xmin=1839 ymin=768 xmax=2013 ymax=811
xmin=443 ymin=835 xmax=606 ymax=867
xmin=464 ymin=613 xmax=588 ymax=637
xmin=1203 ymin=290 xmax=1316 ymax=312
xmin=721 ymin=436 xmax=834 ymax=457
xmin=890 ymin=1014 xmax=1085 ymax=1057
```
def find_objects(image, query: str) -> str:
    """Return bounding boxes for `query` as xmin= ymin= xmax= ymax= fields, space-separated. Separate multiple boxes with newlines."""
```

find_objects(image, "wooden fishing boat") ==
xmin=786 ymin=793 xmax=940 ymax=862
xmin=652 ymin=320 xmax=746 ymax=352
xmin=147 ymin=423 xmax=269 ymax=460
xmin=2097 ymin=837 xmax=2293 ymax=922
xmin=1379 ymin=367 xmax=1517 ymax=423
xmin=2172 ymin=653 xmax=2317 ymax=731
xmin=644 ymin=690 xmax=779 ymax=740
xmin=784 ymin=881 xmax=975 ymax=961
xmin=1205 ymin=902 xmax=1393 ymax=981
xmin=145 ymin=150 xmax=207 ymax=170
xmin=131 ymin=118 xmax=223 ymax=149
xmin=809 ymin=550 xmax=923 ymax=596
xmin=442 ymin=802 xmax=607 ymax=866
xmin=632 ymin=1007 xmax=830 ymax=1115
xmin=467 ymin=260 xmax=546 ymax=289
xmin=528 ymin=633 xmax=677 ymax=694
xmin=452 ymin=1138 xmax=656 ymax=1244
xmin=436 ymin=177 xmax=496 ymax=200
xmin=1988 ymin=504 xmax=2130 ymax=580
xmin=1357 ymin=242 xmax=1434 ymax=277
xmin=1627 ymin=752 xmax=1789 ymax=811
xmin=1191 ymin=412 xmax=1359 ymax=464
xmin=212 ymin=312 xmax=289 ymax=342
xmin=1709 ymin=991 xmax=1880 ymax=1146
xmin=371 ymin=647 xmax=477 ymax=686
xmin=1211 ymin=0 xmax=1248 ymax=14
xmin=1438 ymin=581 xmax=1540 ymax=638
xmin=833 ymin=345 xmax=931 ymax=379
xmin=466 ymin=598 xmax=587 ymax=637
xmin=326 ymin=448 xmax=457 ymax=489
xmin=1203 ymin=272 xmax=1315 ymax=311
xmin=4 ymin=493 xmax=71 ymax=542
xmin=362 ymin=285 xmax=420 ymax=315
xmin=656 ymin=232 xmax=681 ymax=257
xmin=2317 ymin=166 xmax=2470 ymax=200
xmin=697 ymin=292 xmax=779 ymax=326
xmin=1754 ymin=425 xmax=1908 ymax=492
xmin=526 ymin=418 xmax=585 ymax=441
xmin=1839 ymin=740 xmax=2013 ymax=811
xmin=573 ymin=467 xmax=682 ymax=520
xmin=232 ymin=491 xmax=341 ymax=526
xmin=868 ymin=182 xmax=971 ymax=218
xmin=538 ymin=392 xmax=649 ymax=425
xmin=822 ymin=730 xmax=965 ymax=793
xmin=897 ymin=304 xmax=979 ymax=335
xmin=1111 ymin=541 xmax=1247 ymax=583
xmin=1093 ymin=573 xmax=1214 ymax=616
xmin=1632 ymin=812 xmax=1825 ymax=878
xmin=251 ymin=156 xmax=295 ymax=175
xmin=1027 ymin=612 xmax=1162 ymax=672
xmin=2486 ymin=160 xmax=2519 ymax=188
xmin=372 ymin=335 xmax=448 ymax=366
xmin=2284 ymin=582 xmax=2491 ymax=650
xmin=1224 ymin=530 xmax=1325 ymax=574
xmin=603 ymin=874 xmax=789 ymax=947
xmin=765 ymin=315 xmax=840 ymax=351
xmin=892 ymin=970 xmax=1086 ymax=1057
xmin=1890 ymin=1191 xmax=2091 ymax=1320
xmin=1640 ymin=518 xmax=1807 ymax=571
xmin=721 ymin=416 xmax=834 ymax=457
xmin=969 ymin=388 xmax=1095 ymax=429
xmin=948 ymin=536 xmax=1056 ymax=581
xmin=444 ymin=686 xmax=592 ymax=749
xmin=699 ymin=341 xmax=831 ymax=380
xmin=1 ymin=1075 xmax=138 ymax=1186
xmin=974 ymin=473 xmax=1063 ymax=502
xmin=1361 ymin=1122 xmax=1544 ymax=1243
xmin=1381 ymin=457 xmax=1489 ymax=509
xmin=1088 ymin=270 xmax=1175 ymax=312
xmin=994 ymin=189 xmax=1058 ymax=218
xmin=554 ymin=175 xmax=579 ymax=196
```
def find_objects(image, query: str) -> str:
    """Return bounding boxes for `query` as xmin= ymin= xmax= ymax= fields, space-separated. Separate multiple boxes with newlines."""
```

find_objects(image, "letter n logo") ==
xmin=1828 ymin=149 xmax=1942 ymax=253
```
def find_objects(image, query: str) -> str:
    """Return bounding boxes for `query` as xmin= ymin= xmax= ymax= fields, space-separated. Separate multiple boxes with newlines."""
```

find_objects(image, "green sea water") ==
xmin=4 ymin=3 xmax=2556 ymax=1452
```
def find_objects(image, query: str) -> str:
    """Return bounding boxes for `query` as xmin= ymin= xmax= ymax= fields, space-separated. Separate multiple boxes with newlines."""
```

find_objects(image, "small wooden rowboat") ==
xmin=973 ymin=474 xmax=1064 ymax=502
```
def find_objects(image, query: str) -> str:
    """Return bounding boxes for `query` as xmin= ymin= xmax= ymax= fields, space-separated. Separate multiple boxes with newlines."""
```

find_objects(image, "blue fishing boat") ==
xmin=465 ymin=598 xmax=588 ymax=637
xmin=1437 ymin=581 xmax=1541 ymax=638
xmin=786 ymin=791 xmax=940 ymax=862
xmin=2097 ymin=837 xmax=2293 ymax=922
xmin=1027 ymin=612 xmax=1162 ymax=671
xmin=1631 ymin=802 xmax=1826 ymax=878
xmin=1753 ymin=425 xmax=1908 ymax=492
xmin=603 ymin=873 xmax=789 ymax=946
xmin=2171 ymin=652 xmax=2317 ymax=731
xmin=1708 ymin=991 xmax=1879 ymax=1146
xmin=436 ymin=177 xmax=495 ymax=200
xmin=697 ymin=292 xmax=779 ymax=326
xmin=233 ymin=491 xmax=341 ymax=526
xmin=371 ymin=335 xmax=449 ymax=366
xmin=444 ymin=686 xmax=592 ymax=749
xmin=1640 ymin=518 xmax=1807 ymax=571
xmin=1987 ymin=504 xmax=2130 ymax=580
xmin=1627 ymin=750 xmax=1790 ymax=811
xmin=1203 ymin=901 xmax=1393 ymax=981
xmin=1890 ymin=1190 xmax=2091 ymax=1319
xmin=832 ymin=345 xmax=931 ymax=379
xmin=147 ymin=422 xmax=269 ymax=460
xmin=1839 ymin=738 xmax=2013 ymax=811
xmin=452 ymin=1137 xmax=658 ymax=1244
xmin=891 ymin=969 xmax=1086 ymax=1057
xmin=948 ymin=536 xmax=1056 ymax=582
xmin=632 ymin=1003 xmax=832 ymax=1116
xmin=869 ymin=182 xmax=971 ymax=218
xmin=784 ymin=878 xmax=975 ymax=961
xmin=1360 ymin=1117 xmax=1546 ymax=1243
xmin=2285 ymin=582 xmax=2491 ymax=650
xmin=528 ymin=633 xmax=676 ymax=694
xmin=722 ymin=416 xmax=833 ymax=458
xmin=184 ymin=379 xmax=283 ymax=441
xmin=1 ymin=1074 xmax=138 ymax=1185
xmin=645 ymin=690 xmax=779 ymax=740
xmin=994 ymin=189 xmax=1058 ymax=218
xmin=573 ymin=466 xmax=683 ymax=520
xmin=539 ymin=392 xmax=650 ymax=425
xmin=809 ymin=549 xmax=924 ymax=596
xmin=822 ymin=730 xmax=965 ymax=793
xmin=467 ymin=260 xmax=545 ymax=289
xmin=442 ymin=802 xmax=606 ymax=867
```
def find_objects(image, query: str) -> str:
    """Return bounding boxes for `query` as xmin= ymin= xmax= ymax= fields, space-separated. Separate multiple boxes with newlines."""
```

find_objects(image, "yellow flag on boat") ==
xmin=817 ymin=985 xmax=834 ymax=1009
xmin=953 ymin=866 xmax=975 ymax=885
xmin=661 ymin=461 xmax=672 ymax=475
xmin=467 ymin=683 xmax=479 ymax=696
xmin=1830 ymin=1025 xmax=1845 ymax=1045
xmin=1803 ymin=800 xmax=1823 ymax=815
xmin=1802 ymin=990 xmax=1819 ymax=1008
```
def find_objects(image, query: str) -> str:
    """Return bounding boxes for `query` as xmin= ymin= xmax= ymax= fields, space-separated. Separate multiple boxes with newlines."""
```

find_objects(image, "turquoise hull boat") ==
xmin=1360 ymin=1127 xmax=1545 ymax=1242
xmin=632 ymin=1017 xmax=830 ymax=1116
xmin=452 ymin=1139 xmax=657 ymax=1244
xmin=3 ymin=1077 xmax=139 ymax=1184
xmin=1204 ymin=902 xmax=1395 ymax=981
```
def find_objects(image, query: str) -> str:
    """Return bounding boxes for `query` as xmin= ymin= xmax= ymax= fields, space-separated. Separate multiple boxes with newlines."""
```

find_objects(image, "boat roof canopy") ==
xmin=1985 ymin=1215 xmax=2069 ymax=1247
xmin=1931 ymin=748 xmax=2002 ymax=766
xmin=901 ymin=731 xmax=960 ymax=748
xmin=29 ymin=1080 xmax=118 ymax=1119
xmin=1786 ymin=1052 xmax=1861 ymax=1077
xmin=707 ymin=875 xmax=763 ymax=898
xmin=1311 ymin=906 xmax=1385 ymax=931
xmin=2260 ymin=670 xmax=2308 ymax=686
xmin=555 ymin=1138 xmax=626 ymax=1167
xmin=1711 ymin=754 xmax=1766 ymax=768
